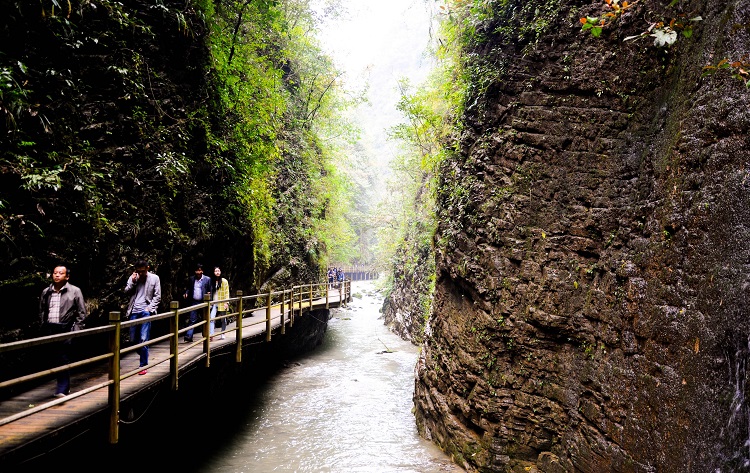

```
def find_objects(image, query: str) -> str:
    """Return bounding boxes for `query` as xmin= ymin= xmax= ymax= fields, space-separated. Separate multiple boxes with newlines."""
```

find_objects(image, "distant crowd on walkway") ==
xmin=327 ymin=267 xmax=345 ymax=288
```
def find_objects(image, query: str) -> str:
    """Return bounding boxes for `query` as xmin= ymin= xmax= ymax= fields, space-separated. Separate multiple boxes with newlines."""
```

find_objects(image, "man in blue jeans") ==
xmin=124 ymin=259 xmax=162 ymax=375
xmin=182 ymin=263 xmax=211 ymax=343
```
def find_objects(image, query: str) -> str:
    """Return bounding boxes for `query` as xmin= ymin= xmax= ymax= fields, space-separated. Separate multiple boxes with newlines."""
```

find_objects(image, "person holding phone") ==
xmin=124 ymin=259 xmax=162 ymax=375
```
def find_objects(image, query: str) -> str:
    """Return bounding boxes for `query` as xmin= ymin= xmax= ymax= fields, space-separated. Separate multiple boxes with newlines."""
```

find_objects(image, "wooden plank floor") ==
xmin=0 ymin=289 xmax=345 ymax=464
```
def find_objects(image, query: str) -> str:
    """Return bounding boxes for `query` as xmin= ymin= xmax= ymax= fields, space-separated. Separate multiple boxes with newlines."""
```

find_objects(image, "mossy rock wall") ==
xmin=414 ymin=1 xmax=750 ymax=471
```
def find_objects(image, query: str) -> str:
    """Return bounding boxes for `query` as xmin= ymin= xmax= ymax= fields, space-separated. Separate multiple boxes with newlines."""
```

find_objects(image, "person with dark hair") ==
xmin=182 ymin=263 xmax=211 ymax=343
xmin=124 ymin=259 xmax=161 ymax=375
xmin=39 ymin=265 xmax=87 ymax=397
xmin=209 ymin=266 xmax=230 ymax=341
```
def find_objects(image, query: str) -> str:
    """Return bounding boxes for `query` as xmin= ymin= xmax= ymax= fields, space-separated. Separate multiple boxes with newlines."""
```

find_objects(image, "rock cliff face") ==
xmin=381 ymin=238 xmax=434 ymax=345
xmin=414 ymin=1 xmax=750 ymax=472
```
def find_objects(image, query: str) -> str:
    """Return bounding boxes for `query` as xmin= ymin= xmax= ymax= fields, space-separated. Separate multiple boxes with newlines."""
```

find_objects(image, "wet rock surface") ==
xmin=381 ymin=242 xmax=434 ymax=345
xmin=413 ymin=1 xmax=750 ymax=471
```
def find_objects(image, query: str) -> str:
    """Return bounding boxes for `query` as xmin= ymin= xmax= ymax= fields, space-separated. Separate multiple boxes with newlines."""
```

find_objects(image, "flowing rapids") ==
xmin=197 ymin=281 xmax=458 ymax=473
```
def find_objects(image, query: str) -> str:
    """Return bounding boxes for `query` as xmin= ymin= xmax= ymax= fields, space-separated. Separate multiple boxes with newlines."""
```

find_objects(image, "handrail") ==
xmin=0 ymin=279 xmax=352 ymax=445
xmin=0 ymin=324 xmax=115 ymax=353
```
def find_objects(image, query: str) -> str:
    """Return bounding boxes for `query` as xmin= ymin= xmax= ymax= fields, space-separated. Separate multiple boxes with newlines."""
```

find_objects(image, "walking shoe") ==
xmin=138 ymin=369 xmax=148 ymax=375
xmin=53 ymin=392 xmax=67 ymax=398
xmin=220 ymin=334 xmax=225 ymax=340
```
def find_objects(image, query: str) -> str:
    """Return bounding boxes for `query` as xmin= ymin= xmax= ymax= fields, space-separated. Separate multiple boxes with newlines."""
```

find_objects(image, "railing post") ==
xmin=170 ymin=301 xmax=179 ymax=391
xmin=280 ymin=289 xmax=286 ymax=335
xmin=289 ymin=287 xmax=295 ymax=327
xmin=108 ymin=311 xmax=121 ymax=445
xmin=309 ymin=284 xmax=313 ymax=310
xmin=325 ymin=282 xmax=329 ymax=309
xmin=339 ymin=282 xmax=343 ymax=307
xmin=266 ymin=291 xmax=272 ymax=342
xmin=235 ymin=291 xmax=243 ymax=363
xmin=203 ymin=293 xmax=211 ymax=367
xmin=299 ymin=285 xmax=303 ymax=315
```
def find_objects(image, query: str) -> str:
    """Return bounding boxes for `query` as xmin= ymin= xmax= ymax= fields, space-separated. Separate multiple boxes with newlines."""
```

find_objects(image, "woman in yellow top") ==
xmin=209 ymin=266 xmax=230 ymax=341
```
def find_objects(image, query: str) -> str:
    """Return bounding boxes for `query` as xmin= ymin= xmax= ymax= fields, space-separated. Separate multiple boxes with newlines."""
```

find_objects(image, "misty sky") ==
xmin=313 ymin=0 xmax=436 ymax=166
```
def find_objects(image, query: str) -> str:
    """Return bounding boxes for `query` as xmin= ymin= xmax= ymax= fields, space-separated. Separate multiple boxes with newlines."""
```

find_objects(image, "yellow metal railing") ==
xmin=0 ymin=279 xmax=351 ymax=445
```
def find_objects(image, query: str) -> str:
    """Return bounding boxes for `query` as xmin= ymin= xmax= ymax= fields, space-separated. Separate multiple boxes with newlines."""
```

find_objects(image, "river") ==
xmin=192 ymin=280 xmax=459 ymax=472
xmin=25 ymin=280 xmax=458 ymax=473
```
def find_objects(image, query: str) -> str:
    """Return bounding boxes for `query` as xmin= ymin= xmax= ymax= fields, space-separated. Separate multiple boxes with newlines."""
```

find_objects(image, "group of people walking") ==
xmin=37 ymin=261 xmax=352 ymax=397
xmin=38 ymin=260 xmax=230 ymax=397
xmin=327 ymin=267 xmax=345 ymax=288
xmin=182 ymin=263 xmax=230 ymax=343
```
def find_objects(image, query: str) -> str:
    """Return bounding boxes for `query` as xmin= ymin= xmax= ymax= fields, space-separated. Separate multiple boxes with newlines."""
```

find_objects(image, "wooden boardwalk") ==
xmin=0 ymin=282 xmax=350 ymax=466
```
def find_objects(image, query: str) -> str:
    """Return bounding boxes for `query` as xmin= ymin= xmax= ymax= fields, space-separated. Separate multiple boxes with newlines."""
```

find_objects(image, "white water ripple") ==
xmin=203 ymin=281 xmax=459 ymax=473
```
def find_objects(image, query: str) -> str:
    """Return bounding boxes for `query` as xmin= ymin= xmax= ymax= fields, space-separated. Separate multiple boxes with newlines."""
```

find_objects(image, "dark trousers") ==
xmin=185 ymin=301 xmax=203 ymax=341
xmin=43 ymin=322 xmax=72 ymax=395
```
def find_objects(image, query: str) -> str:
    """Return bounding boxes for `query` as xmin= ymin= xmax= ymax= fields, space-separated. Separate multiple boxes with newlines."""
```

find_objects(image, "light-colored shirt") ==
xmin=131 ymin=280 xmax=149 ymax=314
xmin=193 ymin=277 xmax=205 ymax=300
xmin=48 ymin=290 xmax=62 ymax=323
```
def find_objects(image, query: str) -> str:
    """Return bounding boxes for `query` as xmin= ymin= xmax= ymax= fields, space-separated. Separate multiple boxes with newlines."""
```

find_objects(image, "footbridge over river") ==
xmin=337 ymin=265 xmax=379 ymax=281
xmin=0 ymin=280 xmax=352 ymax=468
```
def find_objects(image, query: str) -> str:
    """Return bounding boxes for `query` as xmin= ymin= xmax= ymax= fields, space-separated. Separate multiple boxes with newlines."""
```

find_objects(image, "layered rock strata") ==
xmin=414 ymin=1 xmax=750 ymax=471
